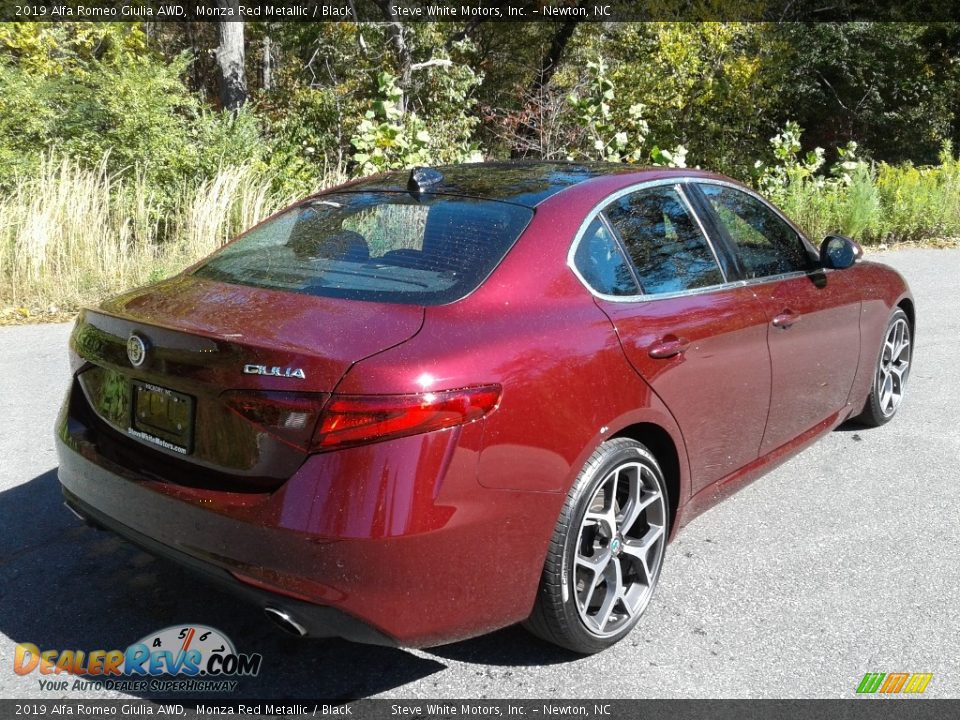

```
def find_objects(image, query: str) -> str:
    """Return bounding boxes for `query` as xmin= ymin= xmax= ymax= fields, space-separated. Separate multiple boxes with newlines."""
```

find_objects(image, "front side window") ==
xmin=698 ymin=184 xmax=811 ymax=279
xmin=194 ymin=192 xmax=533 ymax=305
xmin=604 ymin=186 xmax=724 ymax=295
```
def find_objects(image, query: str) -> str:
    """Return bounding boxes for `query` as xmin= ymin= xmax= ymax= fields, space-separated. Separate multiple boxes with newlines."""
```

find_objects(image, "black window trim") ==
xmin=681 ymin=183 xmax=745 ymax=280
xmin=594 ymin=210 xmax=645 ymax=294
xmin=567 ymin=177 xmax=823 ymax=304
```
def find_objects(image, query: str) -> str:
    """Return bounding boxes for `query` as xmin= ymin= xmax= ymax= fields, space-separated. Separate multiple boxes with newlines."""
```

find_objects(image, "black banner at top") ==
xmin=5 ymin=0 xmax=960 ymax=23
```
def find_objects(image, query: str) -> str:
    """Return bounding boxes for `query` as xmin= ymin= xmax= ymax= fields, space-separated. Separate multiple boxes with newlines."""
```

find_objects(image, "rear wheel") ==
xmin=525 ymin=438 xmax=669 ymax=654
xmin=857 ymin=308 xmax=912 ymax=427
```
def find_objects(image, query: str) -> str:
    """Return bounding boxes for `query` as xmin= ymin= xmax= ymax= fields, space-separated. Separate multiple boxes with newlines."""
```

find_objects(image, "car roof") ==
xmin=327 ymin=161 xmax=681 ymax=208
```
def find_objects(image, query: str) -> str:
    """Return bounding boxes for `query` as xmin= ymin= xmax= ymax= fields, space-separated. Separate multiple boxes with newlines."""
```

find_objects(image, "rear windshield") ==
xmin=193 ymin=191 xmax=533 ymax=305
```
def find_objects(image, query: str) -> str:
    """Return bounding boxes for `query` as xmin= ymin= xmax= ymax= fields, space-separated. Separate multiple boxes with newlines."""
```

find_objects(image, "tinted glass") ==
xmin=605 ymin=186 xmax=723 ymax=295
xmin=698 ymin=184 xmax=811 ymax=278
xmin=573 ymin=217 xmax=640 ymax=296
xmin=194 ymin=192 xmax=533 ymax=305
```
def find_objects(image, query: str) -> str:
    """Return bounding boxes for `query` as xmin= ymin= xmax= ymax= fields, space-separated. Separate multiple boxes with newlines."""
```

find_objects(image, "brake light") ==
xmin=314 ymin=385 xmax=501 ymax=451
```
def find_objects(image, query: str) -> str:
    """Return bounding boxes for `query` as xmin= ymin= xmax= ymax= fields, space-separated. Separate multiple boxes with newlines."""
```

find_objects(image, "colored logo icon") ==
xmin=857 ymin=672 xmax=933 ymax=694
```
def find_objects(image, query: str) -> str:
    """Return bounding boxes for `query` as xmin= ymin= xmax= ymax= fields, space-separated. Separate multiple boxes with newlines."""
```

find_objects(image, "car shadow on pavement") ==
xmin=1 ymin=469 xmax=576 ymax=699
xmin=0 ymin=469 xmax=445 ymax=699
xmin=425 ymin=627 xmax=581 ymax=667
xmin=834 ymin=418 xmax=874 ymax=433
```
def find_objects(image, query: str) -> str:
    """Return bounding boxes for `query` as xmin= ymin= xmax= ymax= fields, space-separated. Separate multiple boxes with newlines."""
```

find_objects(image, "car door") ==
xmin=692 ymin=182 xmax=862 ymax=455
xmin=573 ymin=182 xmax=773 ymax=495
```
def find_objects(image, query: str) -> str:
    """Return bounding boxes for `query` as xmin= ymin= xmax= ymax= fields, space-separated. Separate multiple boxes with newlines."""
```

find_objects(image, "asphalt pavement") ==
xmin=0 ymin=248 xmax=957 ymax=700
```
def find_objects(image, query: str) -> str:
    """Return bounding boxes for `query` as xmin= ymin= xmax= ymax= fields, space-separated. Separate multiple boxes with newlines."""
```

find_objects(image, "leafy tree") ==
xmin=765 ymin=23 xmax=960 ymax=165
xmin=0 ymin=24 xmax=263 ymax=204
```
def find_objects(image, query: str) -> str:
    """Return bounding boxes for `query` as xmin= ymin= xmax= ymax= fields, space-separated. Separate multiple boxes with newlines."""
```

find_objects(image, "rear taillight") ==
xmin=315 ymin=385 xmax=501 ymax=450
xmin=224 ymin=385 xmax=500 ymax=453
xmin=223 ymin=391 xmax=329 ymax=452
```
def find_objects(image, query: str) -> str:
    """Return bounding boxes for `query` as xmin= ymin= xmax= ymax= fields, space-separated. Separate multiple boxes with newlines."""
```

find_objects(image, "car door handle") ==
xmin=648 ymin=336 xmax=690 ymax=359
xmin=772 ymin=310 xmax=801 ymax=329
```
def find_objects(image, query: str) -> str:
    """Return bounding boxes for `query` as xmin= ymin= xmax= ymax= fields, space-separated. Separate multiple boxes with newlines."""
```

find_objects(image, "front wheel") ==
xmin=524 ymin=438 xmax=669 ymax=654
xmin=857 ymin=308 xmax=912 ymax=427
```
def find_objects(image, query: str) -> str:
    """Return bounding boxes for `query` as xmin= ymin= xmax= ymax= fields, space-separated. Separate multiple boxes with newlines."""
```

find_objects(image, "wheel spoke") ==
xmin=884 ymin=338 xmax=895 ymax=360
xmin=576 ymin=549 xmax=610 ymax=610
xmin=584 ymin=507 xmax=617 ymax=539
xmin=621 ymin=489 xmax=661 ymax=533
xmin=618 ymin=586 xmax=636 ymax=619
xmin=619 ymin=466 xmax=660 ymax=533
xmin=895 ymin=338 xmax=911 ymax=362
xmin=890 ymin=362 xmax=908 ymax=385
xmin=594 ymin=557 xmax=623 ymax=631
xmin=879 ymin=384 xmax=893 ymax=413
xmin=576 ymin=547 xmax=611 ymax=574
xmin=621 ymin=523 xmax=664 ymax=584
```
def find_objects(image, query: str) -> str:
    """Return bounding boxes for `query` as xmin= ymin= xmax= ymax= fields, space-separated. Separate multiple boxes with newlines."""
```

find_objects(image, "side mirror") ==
xmin=819 ymin=235 xmax=862 ymax=270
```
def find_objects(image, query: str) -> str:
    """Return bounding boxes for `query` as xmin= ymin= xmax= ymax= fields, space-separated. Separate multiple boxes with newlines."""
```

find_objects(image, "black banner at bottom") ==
xmin=0 ymin=699 xmax=955 ymax=720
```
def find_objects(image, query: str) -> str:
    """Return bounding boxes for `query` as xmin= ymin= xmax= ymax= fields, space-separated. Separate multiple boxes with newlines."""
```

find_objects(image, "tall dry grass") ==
xmin=3 ymin=150 xmax=959 ymax=324
xmin=0 ymin=156 xmax=343 ymax=320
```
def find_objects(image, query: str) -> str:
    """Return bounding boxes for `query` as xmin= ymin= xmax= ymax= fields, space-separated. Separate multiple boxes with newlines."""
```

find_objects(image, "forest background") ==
xmin=2 ymin=20 xmax=959 ymax=319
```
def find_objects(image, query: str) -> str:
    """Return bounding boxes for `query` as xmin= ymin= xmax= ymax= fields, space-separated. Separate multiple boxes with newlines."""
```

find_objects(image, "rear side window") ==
xmin=573 ymin=217 xmax=640 ymax=296
xmin=604 ymin=186 xmax=724 ymax=295
xmin=194 ymin=192 xmax=533 ymax=305
xmin=698 ymin=184 xmax=811 ymax=278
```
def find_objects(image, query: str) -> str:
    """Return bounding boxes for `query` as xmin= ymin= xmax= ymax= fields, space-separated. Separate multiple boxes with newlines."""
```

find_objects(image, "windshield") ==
xmin=193 ymin=191 xmax=533 ymax=305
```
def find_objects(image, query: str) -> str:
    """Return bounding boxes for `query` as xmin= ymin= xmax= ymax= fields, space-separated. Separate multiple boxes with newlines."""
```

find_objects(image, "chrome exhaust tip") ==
xmin=64 ymin=501 xmax=101 ymax=528
xmin=264 ymin=606 xmax=308 ymax=637
xmin=63 ymin=501 xmax=87 ymax=522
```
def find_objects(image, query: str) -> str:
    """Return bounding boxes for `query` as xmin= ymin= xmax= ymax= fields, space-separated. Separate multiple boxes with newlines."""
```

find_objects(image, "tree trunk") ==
xmin=372 ymin=0 xmax=413 ymax=96
xmin=513 ymin=20 xmax=580 ymax=157
xmin=262 ymin=35 xmax=273 ymax=92
xmin=532 ymin=20 xmax=579 ymax=95
xmin=215 ymin=2 xmax=246 ymax=111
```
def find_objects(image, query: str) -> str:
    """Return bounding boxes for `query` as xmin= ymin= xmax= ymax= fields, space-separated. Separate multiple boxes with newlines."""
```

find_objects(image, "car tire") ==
xmin=524 ymin=437 xmax=669 ymax=654
xmin=857 ymin=308 xmax=912 ymax=427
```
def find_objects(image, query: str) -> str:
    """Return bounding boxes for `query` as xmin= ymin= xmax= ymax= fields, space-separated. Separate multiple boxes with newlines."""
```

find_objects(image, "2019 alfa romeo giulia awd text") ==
xmin=57 ymin=163 xmax=914 ymax=653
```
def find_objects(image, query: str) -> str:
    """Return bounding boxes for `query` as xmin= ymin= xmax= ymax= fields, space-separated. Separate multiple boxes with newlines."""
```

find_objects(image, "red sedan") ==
xmin=57 ymin=163 xmax=913 ymax=653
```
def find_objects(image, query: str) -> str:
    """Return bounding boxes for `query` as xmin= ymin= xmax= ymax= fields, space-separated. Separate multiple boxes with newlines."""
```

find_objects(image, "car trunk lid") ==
xmin=69 ymin=274 xmax=423 ymax=489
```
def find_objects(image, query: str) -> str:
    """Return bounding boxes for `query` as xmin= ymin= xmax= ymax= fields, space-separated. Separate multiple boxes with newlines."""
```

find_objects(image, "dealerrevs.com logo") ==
xmin=14 ymin=625 xmax=262 ymax=693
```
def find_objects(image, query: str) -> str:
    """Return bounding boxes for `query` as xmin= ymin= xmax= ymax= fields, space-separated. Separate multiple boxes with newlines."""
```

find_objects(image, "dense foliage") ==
xmin=3 ymin=22 xmax=960 ymax=186
xmin=1 ymin=20 xmax=959 ymax=319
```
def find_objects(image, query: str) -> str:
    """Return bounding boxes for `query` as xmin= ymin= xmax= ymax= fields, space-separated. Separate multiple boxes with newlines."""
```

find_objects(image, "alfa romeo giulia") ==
xmin=57 ymin=163 xmax=914 ymax=653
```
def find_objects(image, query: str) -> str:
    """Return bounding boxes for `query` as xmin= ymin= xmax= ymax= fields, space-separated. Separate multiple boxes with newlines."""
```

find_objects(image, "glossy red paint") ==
xmin=599 ymin=284 xmax=772 ymax=493
xmin=56 ymin=163 xmax=913 ymax=648
xmin=755 ymin=269 xmax=862 ymax=454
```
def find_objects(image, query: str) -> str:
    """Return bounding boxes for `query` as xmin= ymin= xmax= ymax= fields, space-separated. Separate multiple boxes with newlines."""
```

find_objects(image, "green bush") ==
xmin=0 ymin=51 xmax=265 ymax=211
xmin=872 ymin=150 xmax=960 ymax=242
xmin=756 ymin=123 xmax=960 ymax=244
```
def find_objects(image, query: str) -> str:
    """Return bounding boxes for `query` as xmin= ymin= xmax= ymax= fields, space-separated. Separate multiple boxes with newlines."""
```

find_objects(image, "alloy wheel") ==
xmin=876 ymin=316 xmax=911 ymax=417
xmin=573 ymin=461 xmax=667 ymax=637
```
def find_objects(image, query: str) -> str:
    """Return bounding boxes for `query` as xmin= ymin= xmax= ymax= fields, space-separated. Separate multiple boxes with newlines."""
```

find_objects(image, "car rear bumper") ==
xmin=60 ymin=480 xmax=394 ymax=646
xmin=56 ymin=404 xmax=563 ymax=648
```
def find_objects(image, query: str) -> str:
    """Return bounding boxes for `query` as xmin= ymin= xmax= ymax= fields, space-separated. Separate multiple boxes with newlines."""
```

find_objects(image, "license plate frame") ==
xmin=129 ymin=380 xmax=195 ymax=455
